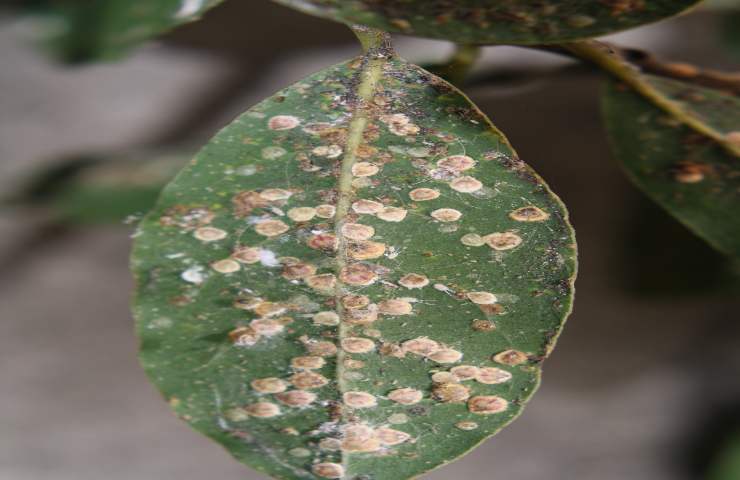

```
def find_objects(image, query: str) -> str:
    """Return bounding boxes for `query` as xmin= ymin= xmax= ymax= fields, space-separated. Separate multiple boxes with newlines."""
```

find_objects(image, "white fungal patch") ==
xmin=287 ymin=207 xmax=316 ymax=222
xmin=341 ymin=337 xmax=375 ymax=353
xmin=399 ymin=273 xmax=429 ymax=289
xmin=313 ymin=311 xmax=340 ymax=326
xmin=232 ymin=246 xmax=261 ymax=264
xmin=245 ymin=402 xmax=281 ymax=418
xmin=352 ymin=162 xmax=380 ymax=177
xmin=476 ymin=367 xmax=513 ymax=384
xmin=174 ymin=0 xmax=205 ymax=18
xmin=352 ymin=199 xmax=384 ymax=214
xmin=402 ymin=337 xmax=440 ymax=356
xmin=275 ymin=390 xmax=317 ymax=406
xmin=466 ymin=291 xmax=498 ymax=304
xmin=315 ymin=204 xmax=336 ymax=219
xmin=493 ymin=349 xmax=529 ymax=366
xmin=486 ymin=232 xmax=523 ymax=250
xmin=290 ymin=371 xmax=329 ymax=389
xmin=378 ymin=299 xmax=413 ymax=315
xmin=375 ymin=427 xmax=411 ymax=446
xmin=431 ymin=208 xmax=462 ymax=222
xmin=193 ymin=226 xmax=227 ymax=242
xmin=312 ymin=463 xmax=344 ymax=479
xmin=387 ymin=388 xmax=423 ymax=405
xmin=509 ymin=206 xmax=550 ymax=222
xmin=312 ymin=144 xmax=343 ymax=158
xmin=409 ymin=188 xmax=440 ymax=201
xmin=251 ymin=377 xmax=288 ymax=394
xmin=181 ymin=265 xmax=206 ymax=284
xmin=341 ymin=223 xmax=375 ymax=241
xmin=211 ymin=259 xmax=240 ymax=273
xmin=343 ymin=391 xmax=377 ymax=408
xmin=255 ymin=219 xmax=289 ymax=237
xmin=268 ymin=115 xmax=300 ymax=131
xmin=468 ymin=395 xmax=509 ymax=414
xmin=377 ymin=207 xmax=407 ymax=222
xmin=428 ymin=349 xmax=463 ymax=364
xmin=460 ymin=233 xmax=486 ymax=247
xmin=449 ymin=176 xmax=483 ymax=193
xmin=450 ymin=365 xmax=480 ymax=381
xmin=291 ymin=356 xmax=326 ymax=370
xmin=438 ymin=155 xmax=476 ymax=172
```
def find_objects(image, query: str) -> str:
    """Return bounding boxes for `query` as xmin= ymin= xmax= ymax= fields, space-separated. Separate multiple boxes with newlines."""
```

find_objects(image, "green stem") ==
xmin=562 ymin=40 xmax=740 ymax=157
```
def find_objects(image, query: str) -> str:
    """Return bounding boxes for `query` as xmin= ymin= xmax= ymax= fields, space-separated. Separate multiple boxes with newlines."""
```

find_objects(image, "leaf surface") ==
xmin=602 ymin=75 xmax=740 ymax=258
xmin=132 ymin=39 xmax=576 ymax=480
xmin=273 ymin=0 xmax=702 ymax=45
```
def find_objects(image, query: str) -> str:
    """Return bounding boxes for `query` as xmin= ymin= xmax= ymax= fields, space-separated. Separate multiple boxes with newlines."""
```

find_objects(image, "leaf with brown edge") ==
xmin=132 ymin=30 xmax=577 ymax=480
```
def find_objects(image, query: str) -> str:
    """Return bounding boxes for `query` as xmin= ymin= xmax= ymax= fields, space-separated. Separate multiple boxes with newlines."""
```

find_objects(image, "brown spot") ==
xmin=313 ymin=311 xmax=340 ymax=326
xmin=308 ymin=233 xmax=338 ymax=251
xmin=312 ymin=144 xmax=343 ymax=158
xmin=477 ymin=367 xmax=513 ymax=384
xmin=509 ymin=206 xmax=549 ymax=222
xmin=341 ymin=337 xmax=375 ymax=353
xmin=305 ymin=340 xmax=338 ymax=357
xmin=450 ymin=365 xmax=479 ymax=381
xmin=431 ymin=208 xmax=462 ymax=222
xmin=341 ymin=223 xmax=375 ymax=241
xmin=229 ymin=326 xmax=260 ymax=346
xmin=275 ymin=390 xmax=317 ymax=407
xmin=378 ymin=299 xmax=413 ymax=315
xmin=455 ymin=421 xmax=478 ymax=430
xmin=160 ymin=205 xmax=214 ymax=229
xmin=376 ymin=427 xmax=411 ymax=446
xmin=245 ymin=402 xmax=281 ymax=417
xmin=468 ymin=395 xmax=509 ymax=414
xmin=259 ymin=189 xmax=292 ymax=202
xmin=342 ymin=294 xmax=370 ymax=309
xmin=348 ymin=241 xmax=387 ymax=260
xmin=387 ymin=388 xmax=423 ymax=405
xmin=377 ymin=206 xmax=407 ymax=222
xmin=232 ymin=296 xmax=261 ymax=311
xmin=232 ymin=191 xmax=269 ymax=217
xmin=673 ymin=161 xmax=706 ymax=183
xmin=432 ymin=383 xmax=470 ymax=403
xmin=343 ymin=391 xmax=377 ymax=408
xmin=282 ymin=262 xmax=317 ymax=280
xmin=352 ymin=162 xmax=380 ymax=177
xmin=254 ymin=301 xmax=287 ymax=317
xmin=343 ymin=305 xmax=378 ymax=325
xmin=460 ymin=233 xmax=485 ymax=247
xmin=340 ymin=264 xmax=378 ymax=286
xmin=398 ymin=273 xmax=429 ymax=289
xmin=255 ymin=219 xmax=290 ymax=237
xmin=232 ymin=246 xmax=261 ymax=264
xmin=211 ymin=259 xmax=240 ymax=273
xmin=352 ymin=199 xmax=384 ymax=214
xmin=449 ymin=176 xmax=483 ymax=193
xmin=402 ymin=337 xmax=440 ymax=356
xmin=287 ymin=207 xmax=316 ymax=222
xmin=250 ymin=318 xmax=285 ymax=336
xmin=341 ymin=424 xmax=381 ymax=453
xmin=305 ymin=274 xmax=337 ymax=293
xmin=312 ymin=462 xmax=344 ymax=479
xmin=318 ymin=438 xmax=342 ymax=451
xmin=472 ymin=319 xmax=496 ymax=331
xmin=193 ymin=227 xmax=227 ymax=242
xmin=431 ymin=371 xmax=458 ymax=383
xmin=466 ymin=291 xmax=497 ymax=304
xmin=268 ymin=115 xmax=300 ymax=130
xmin=251 ymin=377 xmax=287 ymax=393
xmin=379 ymin=342 xmax=405 ymax=358
xmin=438 ymin=155 xmax=476 ymax=172
xmin=486 ymin=232 xmax=523 ymax=250
xmin=493 ymin=349 xmax=529 ymax=366
xmin=409 ymin=188 xmax=440 ymax=201
xmin=290 ymin=371 xmax=329 ymax=389
xmin=665 ymin=62 xmax=700 ymax=78
xmin=428 ymin=349 xmax=463 ymax=364
xmin=291 ymin=356 xmax=326 ymax=370
xmin=343 ymin=358 xmax=365 ymax=369
xmin=315 ymin=204 xmax=336 ymax=219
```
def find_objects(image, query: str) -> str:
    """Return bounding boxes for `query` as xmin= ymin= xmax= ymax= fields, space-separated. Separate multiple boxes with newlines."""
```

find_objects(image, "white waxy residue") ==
xmin=175 ymin=0 xmax=206 ymax=19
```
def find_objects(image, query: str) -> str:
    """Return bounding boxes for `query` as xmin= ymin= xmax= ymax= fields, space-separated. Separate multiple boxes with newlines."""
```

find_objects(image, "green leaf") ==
xmin=602 ymin=75 xmax=740 ymax=258
xmin=132 ymin=32 xmax=576 ymax=480
xmin=273 ymin=0 xmax=703 ymax=45
xmin=25 ymin=0 xmax=224 ymax=62
xmin=709 ymin=431 xmax=740 ymax=480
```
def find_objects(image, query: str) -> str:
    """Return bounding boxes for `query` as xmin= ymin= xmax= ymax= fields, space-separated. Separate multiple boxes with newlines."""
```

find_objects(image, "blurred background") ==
xmin=1 ymin=2 xmax=739 ymax=480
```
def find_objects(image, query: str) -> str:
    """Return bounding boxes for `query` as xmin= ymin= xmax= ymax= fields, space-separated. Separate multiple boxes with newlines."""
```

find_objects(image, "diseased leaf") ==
xmin=25 ymin=0 xmax=224 ymax=62
xmin=132 ymin=32 xmax=576 ymax=480
xmin=602 ymin=75 xmax=740 ymax=258
xmin=273 ymin=0 xmax=703 ymax=45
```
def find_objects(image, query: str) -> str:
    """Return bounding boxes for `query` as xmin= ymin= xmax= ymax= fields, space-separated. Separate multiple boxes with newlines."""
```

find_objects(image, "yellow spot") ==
xmin=343 ymin=391 xmax=377 ymax=408
xmin=449 ymin=176 xmax=483 ymax=193
xmin=493 ymin=349 xmax=529 ymax=366
xmin=352 ymin=162 xmax=380 ymax=177
xmin=312 ymin=462 xmax=344 ymax=479
xmin=376 ymin=427 xmax=411 ymax=446
xmin=468 ymin=395 xmax=509 ymax=414
xmin=450 ymin=365 xmax=479 ymax=381
xmin=466 ymin=291 xmax=497 ymax=304
xmin=438 ymin=155 xmax=476 ymax=172
xmin=268 ymin=115 xmax=300 ymax=130
xmin=287 ymin=207 xmax=316 ymax=222
xmin=232 ymin=246 xmax=261 ymax=264
xmin=377 ymin=206 xmax=408 ymax=222
xmin=432 ymin=382 xmax=470 ymax=403
xmin=486 ymin=232 xmax=523 ymax=250
xmin=341 ymin=223 xmax=375 ymax=241
xmin=245 ymin=402 xmax=281 ymax=418
xmin=378 ymin=299 xmax=413 ymax=315
xmin=509 ymin=206 xmax=549 ymax=222
xmin=211 ymin=259 xmax=240 ymax=273
xmin=193 ymin=227 xmax=227 ymax=242
xmin=399 ymin=273 xmax=429 ymax=289
xmin=352 ymin=199 xmax=384 ymax=214
xmin=313 ymin=311 xmax=340 ymax=326
xmin=341 ymin=337 xmax=375 ymax=353
xmin=348 ymin=240 xmax=386 ymax=260
xmin=259 ymin=188 xmax=292 ymax=201
xmin=275 ymin=390 xmax=317 ymax=406
xmin=431 ymin=208 xmax=462 ymax=222
xmin=409 ymin=188 xmax=440 ymax=201
xmin=402 ymin=337 xmax=440 ymax=356
xmin=460 ymin=233 xmax=485 ymax=246
xmin=290 ymin=371 xmax=329 ymax=389
xmin=255 ymin=219 xmax=290 ymax=237
xmin=428 ymin=349 xmax=463 ymax=364
xmin=315 ymin=204 xmax=336 ymax=219
xmin=251 ymin=377 xmax=288 ymax=393
xmin=291 ymin=356 xmax=326 ymax=370
xmin=476 ymin=367 xmax=513 ymax=384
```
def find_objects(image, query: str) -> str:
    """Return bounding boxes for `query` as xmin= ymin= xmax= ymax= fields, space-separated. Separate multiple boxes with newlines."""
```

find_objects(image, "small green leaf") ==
xmin=132 ymin=33 xmax=576 ymax=480
xmin=26 ymin=0 xmax=223 ymax=62
xmin=602 ymin=75 xmax=740 ymax=258
xmin=273 ymin=0 xmax=703 ymax=45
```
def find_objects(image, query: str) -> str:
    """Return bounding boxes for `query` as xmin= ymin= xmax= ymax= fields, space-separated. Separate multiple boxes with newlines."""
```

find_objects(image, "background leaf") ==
xmin=132 ymin=42 xmax=576 ymax=480
xmin=602 ymin=75 xmax=740 ymax=258
xmin=272 ymin=0 xmax=703 ymax=45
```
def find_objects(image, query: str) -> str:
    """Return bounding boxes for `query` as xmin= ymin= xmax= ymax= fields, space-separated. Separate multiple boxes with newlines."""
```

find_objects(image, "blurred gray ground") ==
xmin=1 ymin=3 xmax=740 ymax=480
